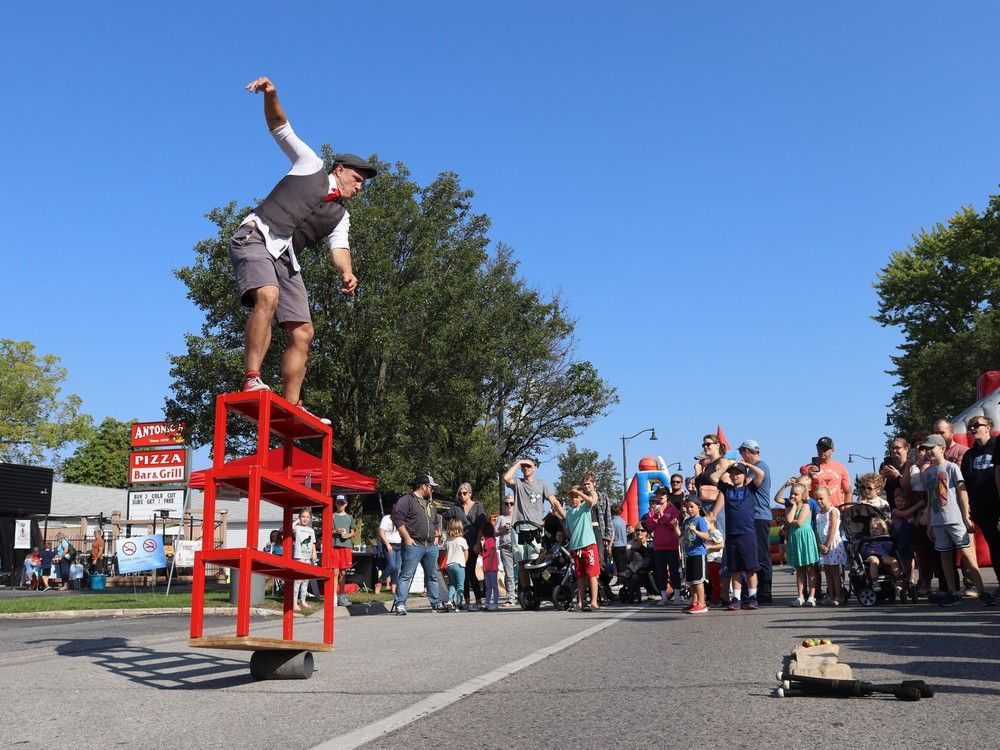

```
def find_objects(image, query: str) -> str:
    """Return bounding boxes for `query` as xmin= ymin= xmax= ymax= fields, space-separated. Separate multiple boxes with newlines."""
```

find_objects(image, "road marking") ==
xmin=312 ymin=608 xmax=638 ymax=750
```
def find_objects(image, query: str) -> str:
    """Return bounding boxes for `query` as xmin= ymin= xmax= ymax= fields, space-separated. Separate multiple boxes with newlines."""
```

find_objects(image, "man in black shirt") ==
xmin=960 ymin=417 xmax=1000 ymax=585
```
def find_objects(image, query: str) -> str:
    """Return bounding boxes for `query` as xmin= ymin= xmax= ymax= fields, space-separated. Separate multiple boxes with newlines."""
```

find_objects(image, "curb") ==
xmin=0 ymin=600 xmax=409 ymax=620
xmin=0 ymin=606 xmax=280 ymax=620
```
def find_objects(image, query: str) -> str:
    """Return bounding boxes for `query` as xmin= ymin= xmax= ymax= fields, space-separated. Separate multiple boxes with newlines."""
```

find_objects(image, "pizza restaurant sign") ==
xmin=129 ymin=448 xmax=187 ymax=484
xmin=131 ymin=420 xmax=186 ymax=448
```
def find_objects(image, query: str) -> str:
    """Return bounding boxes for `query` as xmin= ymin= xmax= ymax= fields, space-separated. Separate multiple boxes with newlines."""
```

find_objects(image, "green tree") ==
xmin=554 ymin=442 xmax=622 ymax=500
xmin=873 ymin=194 xmax=1000 ymax=435
xmin=166 ymin=158 xmax=617 ymax=499
xmin=0 ymin=339 xmax=93 ymax=465
xmin=61 ymin=416 xmax=133 ymax=488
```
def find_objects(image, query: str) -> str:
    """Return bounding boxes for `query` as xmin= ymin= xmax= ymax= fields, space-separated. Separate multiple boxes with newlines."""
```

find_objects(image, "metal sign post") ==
xmin=165 ymin=449 xmax=193 ymax=596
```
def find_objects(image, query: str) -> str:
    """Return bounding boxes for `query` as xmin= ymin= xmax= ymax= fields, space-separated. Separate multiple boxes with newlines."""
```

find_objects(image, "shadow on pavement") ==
xmin=29 ymin=636 xmax=253 ymax=690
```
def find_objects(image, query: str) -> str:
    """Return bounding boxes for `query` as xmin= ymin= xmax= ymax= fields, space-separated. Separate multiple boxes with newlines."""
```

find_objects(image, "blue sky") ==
xmin=4 ymin=2 xmax=998 ymax=488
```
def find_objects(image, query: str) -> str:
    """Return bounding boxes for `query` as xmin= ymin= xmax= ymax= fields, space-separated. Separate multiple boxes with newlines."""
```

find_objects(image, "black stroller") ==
xmin=516 ymin=520 xmax=573 ymax=610
xmin=616 ymin=544 xmax=658 ymax=604
xmin=516 ymin=520 xmax=615 ymax=610
xmin=840 ymin=503 xmax=899 ymax=607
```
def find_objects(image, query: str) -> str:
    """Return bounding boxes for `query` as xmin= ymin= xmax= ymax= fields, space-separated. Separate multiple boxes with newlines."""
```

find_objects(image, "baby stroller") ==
xmin=616 ymin=546 xmax=658 ymax=604
xmin=516 ymin=520 xmax=573 ymax=610
xmin=556 ymin=557 xmax=616 ymax=609
xmin=840 ymin=503 xmax=898 ymax=607
xmin=516 ymin=520 xmax=615 ymax=610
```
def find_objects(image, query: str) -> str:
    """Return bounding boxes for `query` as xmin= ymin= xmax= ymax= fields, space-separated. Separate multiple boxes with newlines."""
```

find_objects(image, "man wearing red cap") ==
xmin=229 ymin=76 xmax=377 ymax=419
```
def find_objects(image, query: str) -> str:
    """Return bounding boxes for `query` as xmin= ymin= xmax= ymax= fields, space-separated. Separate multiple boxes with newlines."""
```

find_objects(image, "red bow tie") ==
xmin=324 ymin=189 xmax=342 ymax=203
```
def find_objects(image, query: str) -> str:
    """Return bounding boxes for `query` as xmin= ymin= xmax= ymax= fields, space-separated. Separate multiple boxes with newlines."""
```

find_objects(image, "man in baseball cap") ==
xmin=391 ymin=472 xmax=446 ymax=615
xmin=229 ymin=76 xmax=378 ymax=423
xmin=799 ymin=436 xmax=852 ymax=507
xmin=739 ymin=439 xmax=773 ymax=603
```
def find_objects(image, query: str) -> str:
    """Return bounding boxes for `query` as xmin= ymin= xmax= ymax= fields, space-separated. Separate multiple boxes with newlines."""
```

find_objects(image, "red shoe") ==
xmin=242 ymin=375 xmax=270 ymax=392
xmin=688 ymin=603 xmax=708 ymax=614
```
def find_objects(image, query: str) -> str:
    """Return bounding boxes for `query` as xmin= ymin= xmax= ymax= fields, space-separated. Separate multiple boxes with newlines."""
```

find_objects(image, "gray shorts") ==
xmin=514 ymin=538 xmax=541 ymax=565
xmin=932 ymin=522 xmax=971 ymax=552
xmin=229 ymin=223 xmax=311 ymax=324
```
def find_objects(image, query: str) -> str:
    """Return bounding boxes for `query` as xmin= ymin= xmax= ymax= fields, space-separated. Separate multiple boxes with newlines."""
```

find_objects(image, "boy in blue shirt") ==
xmin=675 ymin=498 xmax=711 ymax=614
xmin=709 ymin=460 xmax=767 ymax=611
xmin=551 ymin=485 xmax=600 ymax=611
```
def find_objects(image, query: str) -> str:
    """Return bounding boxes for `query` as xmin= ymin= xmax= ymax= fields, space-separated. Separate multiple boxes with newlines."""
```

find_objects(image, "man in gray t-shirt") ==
xmin=503 ymin=458 xmax=558 ymax=589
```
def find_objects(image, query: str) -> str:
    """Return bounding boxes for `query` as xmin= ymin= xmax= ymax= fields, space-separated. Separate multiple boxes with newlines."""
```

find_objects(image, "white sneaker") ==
xmin=790 ymin=597 xmax=804 ymax=607
xmin=806 ymin=597 xmax=817 ymax=607
xmin=297 ymin=403 xmax=332 ymax=426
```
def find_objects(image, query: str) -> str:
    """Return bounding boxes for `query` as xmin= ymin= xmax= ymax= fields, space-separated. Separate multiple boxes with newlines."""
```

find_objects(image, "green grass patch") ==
xmin=0 ymin=588 xmax=396 ymax=615
xmin=0 ymin=590 xmax=232 ymax=614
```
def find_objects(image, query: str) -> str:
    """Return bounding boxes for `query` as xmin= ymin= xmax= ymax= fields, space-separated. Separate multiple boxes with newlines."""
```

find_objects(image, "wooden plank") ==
xmin=188 ymin=636 xmax=333 ymax=652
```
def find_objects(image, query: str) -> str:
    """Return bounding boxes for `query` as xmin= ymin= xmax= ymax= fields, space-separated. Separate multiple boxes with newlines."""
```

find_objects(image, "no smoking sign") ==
xmin=117 ymin=534 xmax=167 ymax=575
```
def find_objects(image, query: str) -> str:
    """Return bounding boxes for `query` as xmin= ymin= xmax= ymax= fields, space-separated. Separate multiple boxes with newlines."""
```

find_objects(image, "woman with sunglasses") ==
xmin=694 ymin=435 xmax=729 ymax=517
xmin=447 ymin=483 xmax=487 ymax=611
xmin=495 ymin=496 xmax=518 ymax=607
xmin=960 ymin=417 xmax=1000 ymax=586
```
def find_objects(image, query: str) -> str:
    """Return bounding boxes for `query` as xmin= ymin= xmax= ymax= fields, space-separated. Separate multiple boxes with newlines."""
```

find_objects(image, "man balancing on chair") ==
xmin=228 ymin=76 xmax=377 ymax=422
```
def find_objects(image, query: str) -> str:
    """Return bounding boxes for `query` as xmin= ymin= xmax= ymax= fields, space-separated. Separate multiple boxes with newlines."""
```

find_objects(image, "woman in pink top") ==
xmin=643 ymin=487 xmax=683 ymax=604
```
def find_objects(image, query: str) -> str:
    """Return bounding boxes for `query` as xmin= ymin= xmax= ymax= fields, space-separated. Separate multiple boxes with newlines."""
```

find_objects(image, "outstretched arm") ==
xmin=246 ymin=76 xmax=287 ymax=130
xmin=550 ymin=497 xmax=566 ymax=519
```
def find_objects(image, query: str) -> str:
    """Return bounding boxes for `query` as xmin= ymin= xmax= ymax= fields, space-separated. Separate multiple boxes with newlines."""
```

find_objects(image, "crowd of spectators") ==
xmin=368 ymin=421 xmax=1000 ymax=613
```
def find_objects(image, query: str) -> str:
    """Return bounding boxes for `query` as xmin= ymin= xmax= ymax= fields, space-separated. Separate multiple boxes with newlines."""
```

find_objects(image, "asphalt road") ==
xmin=2 ymin=570 xmax=998 ymax=750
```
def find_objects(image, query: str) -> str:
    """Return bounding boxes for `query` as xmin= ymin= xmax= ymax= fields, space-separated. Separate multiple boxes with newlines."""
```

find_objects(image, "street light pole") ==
xmin=848 ymin=453 xmax=877 ymax=473
xmin=621 ymin=427 xmax=657 ymax=494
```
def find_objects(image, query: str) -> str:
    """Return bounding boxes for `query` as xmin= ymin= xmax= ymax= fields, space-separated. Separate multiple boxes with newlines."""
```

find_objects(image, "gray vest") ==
xmin=254 ymin=167 xmax=346 ymax=253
